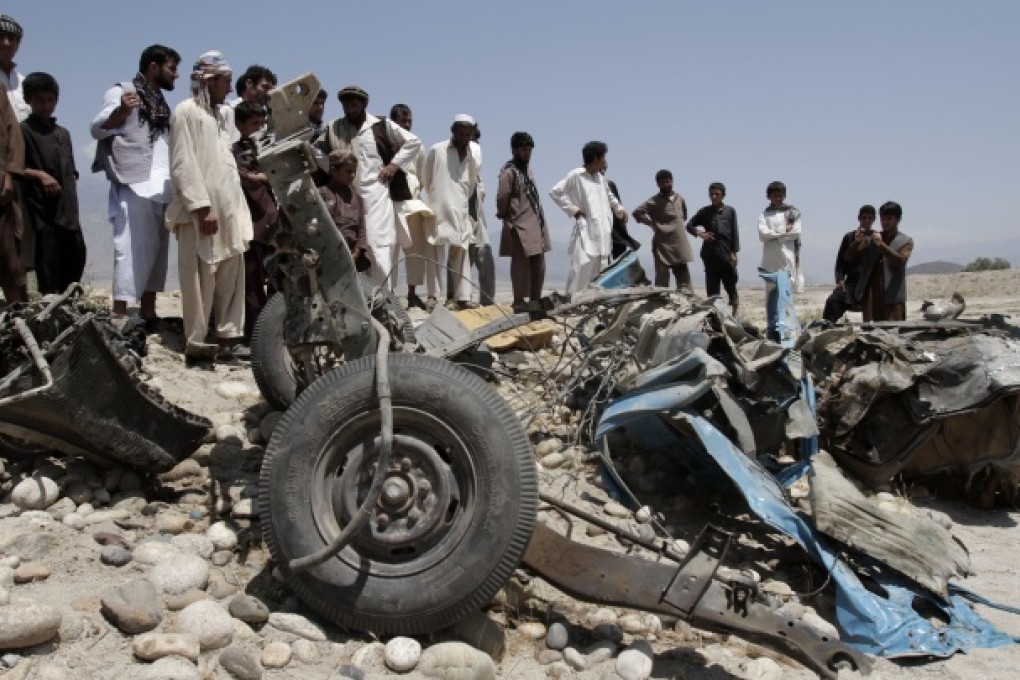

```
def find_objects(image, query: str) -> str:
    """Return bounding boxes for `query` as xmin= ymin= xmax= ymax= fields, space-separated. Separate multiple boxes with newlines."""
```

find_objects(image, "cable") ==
xmin=288 ymin=318 xmax=394 ymax=573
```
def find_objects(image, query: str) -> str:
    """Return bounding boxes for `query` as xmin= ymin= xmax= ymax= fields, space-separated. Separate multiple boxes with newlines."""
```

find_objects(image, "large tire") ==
xmin=259 ymin=353 xmax=537 ymax=635
xmin=251 ymin=279 xmax=415 ymax=411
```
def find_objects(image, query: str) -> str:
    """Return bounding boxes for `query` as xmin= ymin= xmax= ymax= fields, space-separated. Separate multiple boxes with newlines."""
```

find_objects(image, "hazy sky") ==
xmin=7 ymin=0 xmax=1019 ymax=286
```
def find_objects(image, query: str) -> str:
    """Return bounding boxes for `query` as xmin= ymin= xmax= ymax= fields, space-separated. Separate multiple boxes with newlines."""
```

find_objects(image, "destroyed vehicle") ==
xmin=250 ymin=74 xmax=1015 ymax=677
xmin=0 ymin=286 xmax=211 ymax=471
xmin=803 ymin=317 xmax=1020 ymax=506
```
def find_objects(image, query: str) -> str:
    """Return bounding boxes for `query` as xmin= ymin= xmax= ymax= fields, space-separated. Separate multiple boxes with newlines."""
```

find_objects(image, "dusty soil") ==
xmin=1 ymin=269 xmax=1019 ymax=679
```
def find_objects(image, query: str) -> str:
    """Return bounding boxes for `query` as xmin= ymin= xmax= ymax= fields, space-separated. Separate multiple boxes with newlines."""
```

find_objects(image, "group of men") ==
xmin=0 ymin=15 xmax=915 ymax=370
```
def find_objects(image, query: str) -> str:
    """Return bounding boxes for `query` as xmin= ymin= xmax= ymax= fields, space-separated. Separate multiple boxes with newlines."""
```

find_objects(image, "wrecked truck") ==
xmin=250 ymin=74 xmax=1017 ymax=677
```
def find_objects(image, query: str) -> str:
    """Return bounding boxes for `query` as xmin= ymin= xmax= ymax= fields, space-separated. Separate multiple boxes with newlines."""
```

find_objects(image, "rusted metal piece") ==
xmin=523 ymin=521 xmax=872 ymax=678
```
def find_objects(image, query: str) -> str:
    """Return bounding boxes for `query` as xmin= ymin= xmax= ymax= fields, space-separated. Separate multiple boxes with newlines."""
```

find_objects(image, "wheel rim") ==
xmin=309 ymin=405 xmax=478 ymax=577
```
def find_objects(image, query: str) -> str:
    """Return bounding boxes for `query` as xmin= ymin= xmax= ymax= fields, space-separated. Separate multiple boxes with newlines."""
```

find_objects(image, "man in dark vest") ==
xmin=90 ymin=44 xmax=180 ymax=325
xmin=845 ymin=201 xmax=913 ymax=321
xmin=315 ymin=85 xmax=421 ymax=288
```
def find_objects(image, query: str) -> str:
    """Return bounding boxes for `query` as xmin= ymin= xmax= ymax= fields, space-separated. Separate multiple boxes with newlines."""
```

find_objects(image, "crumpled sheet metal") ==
xmin=809 ymin=322 xmax=1020 ymax=484
xmin=596 ymin=401 xmax=1015 ymax=657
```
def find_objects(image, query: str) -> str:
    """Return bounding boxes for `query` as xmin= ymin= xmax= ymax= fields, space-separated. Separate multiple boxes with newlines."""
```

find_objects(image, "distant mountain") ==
xmin=907 ymin=261 xmax=963 ymax=275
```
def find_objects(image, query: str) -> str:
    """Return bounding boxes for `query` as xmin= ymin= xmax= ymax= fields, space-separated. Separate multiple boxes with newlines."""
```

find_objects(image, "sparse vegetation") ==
xmin=964 ymin=257 xmax=1011 ymax=272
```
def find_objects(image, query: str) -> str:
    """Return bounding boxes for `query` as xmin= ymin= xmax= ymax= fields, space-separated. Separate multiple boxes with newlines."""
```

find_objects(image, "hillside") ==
xmin=907 ymin=260 xmax=963 ymax=275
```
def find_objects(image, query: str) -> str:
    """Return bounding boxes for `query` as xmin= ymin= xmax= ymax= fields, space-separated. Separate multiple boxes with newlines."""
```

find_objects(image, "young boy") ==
xmin=687 ymin=182 xmax=740 ymax=316
xmin=320 ymin=150 xmax=369 ymax=271
xmin=232 ymin=100 xmax=277 ymax=342
xmin=757 ymin=180 xmax=802 ymax=293
xmin=20 ymin=72 xmax=85 ymax=295
xmin=632 ymin=169 xmax=694 ymax=291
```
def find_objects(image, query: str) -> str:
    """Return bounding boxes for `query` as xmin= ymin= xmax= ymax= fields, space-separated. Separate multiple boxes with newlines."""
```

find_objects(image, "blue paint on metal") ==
xmin=593 ymin=251 xmax=645 ymax=289
xmin=596 ymin=396 xmax=1015 ymax=657
xmin=761 ymin=268 xmax=801 ymax=348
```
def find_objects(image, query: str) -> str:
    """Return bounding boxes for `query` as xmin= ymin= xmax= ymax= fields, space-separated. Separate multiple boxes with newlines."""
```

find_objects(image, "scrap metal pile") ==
xmin=0 ymin=286 xmax=211 ymax=472
xmin=451 ymin=265 xmax=1020 ymax=662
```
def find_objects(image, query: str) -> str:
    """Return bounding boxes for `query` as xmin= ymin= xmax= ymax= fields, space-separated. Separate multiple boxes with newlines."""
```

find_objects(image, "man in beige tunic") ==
xmin=167 ymin=51 xmax=252 ymax=363
xmin=632 ymin=169 xmax=694 ymax=291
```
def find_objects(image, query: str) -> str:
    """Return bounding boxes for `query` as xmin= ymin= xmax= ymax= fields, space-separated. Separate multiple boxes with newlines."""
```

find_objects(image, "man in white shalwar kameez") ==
xmin=316 ymin=86 xmax=421 ymax=289
xmin=390 ymin=104 xmax=438 ymax=310
xmin=757 ymin=180 xmax=803 ymax=293
xmin=166 ymin=51 xmax=252 ymax=363
xmin=91 ymin=44 xmax=181 ymax=323
xmin=549 ymin=141 xmax=628 ymax=294
xmin=421 ymin=114 xmax=482 ymax=310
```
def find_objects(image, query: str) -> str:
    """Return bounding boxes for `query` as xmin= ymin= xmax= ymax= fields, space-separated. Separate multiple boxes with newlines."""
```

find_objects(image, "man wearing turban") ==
xmin=166 ymin=51 xmax=253 ymax=363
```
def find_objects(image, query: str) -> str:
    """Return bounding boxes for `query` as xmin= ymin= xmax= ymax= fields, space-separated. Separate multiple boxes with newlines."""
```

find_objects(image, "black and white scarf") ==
xmin=502 ymin=159 xmax=546 ymax=228
xmin=132 ymin=72 xmax=171 ymax=142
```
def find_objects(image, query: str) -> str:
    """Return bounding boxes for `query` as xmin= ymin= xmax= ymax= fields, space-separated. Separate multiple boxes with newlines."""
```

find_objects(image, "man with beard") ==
xmin=167 ymin=51 xmax=252 ymax=364
xmin=421 ymin=114 xmax=482 ymax=310
xmin=0 ymin=14 xmax=28 ymax=121
xmin=91 ymin=44 xmax=180 ymax=326
xmin=308 ymin=88 xmax=327 ymax=138
xmin=316 ymin=86 xmax=421 ymax=288
xmin=497 ymin=131 xmax=549 ymax=307
xmin=229 ymin=64 xmax=276 ymax=143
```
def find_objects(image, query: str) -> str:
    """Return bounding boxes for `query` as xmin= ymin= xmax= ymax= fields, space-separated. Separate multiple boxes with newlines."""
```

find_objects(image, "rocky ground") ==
xmin=1 ymin=270 xmax=1019 ymax=679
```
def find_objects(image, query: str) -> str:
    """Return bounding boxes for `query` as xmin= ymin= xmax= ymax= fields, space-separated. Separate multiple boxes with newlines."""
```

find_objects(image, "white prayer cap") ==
xmin=452 ymin=114 xmax=476 ymax=126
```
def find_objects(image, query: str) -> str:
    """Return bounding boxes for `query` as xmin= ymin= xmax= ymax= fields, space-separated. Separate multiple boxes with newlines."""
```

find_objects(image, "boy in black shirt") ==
xmin=20 ymin=72 xmax=85 ymax=294
xmin=686 ymin=182 xmax=740 ymax=316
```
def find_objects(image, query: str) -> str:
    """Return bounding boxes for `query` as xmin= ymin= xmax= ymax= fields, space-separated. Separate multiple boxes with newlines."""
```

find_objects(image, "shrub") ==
xmin=963 ymin=257 xmax=1010 ymax=272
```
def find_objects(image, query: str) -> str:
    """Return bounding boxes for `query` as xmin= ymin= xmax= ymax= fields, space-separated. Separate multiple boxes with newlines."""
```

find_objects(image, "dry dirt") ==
xmin=1 ymin=269 xmax=1019 ymax=679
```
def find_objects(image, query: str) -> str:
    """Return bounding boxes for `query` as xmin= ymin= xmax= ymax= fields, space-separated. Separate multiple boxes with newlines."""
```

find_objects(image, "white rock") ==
xmin=261 ymin=640 xmax=292 ymax=668
xmin=762 ymin=580 xmax=794 ymax=597
xmin=291 ymin=638 xmax=319 ymax=663
xmin=177 ymin=600 xmax=234 ymax=651
xmin=418 ymin=641 xmax=495 ymax=680
xmin=0 ymin=587 xmax=9 ymax=606
xmin=540 ymin=452 xmax=567 ymax=469
xmin=155 ymin=512 xmax=193 ymax=535
xmin=351 ymin=641 xmax=385 ymax=667
xmin=216 ymin=424 xmax=244 ymax=445
xmin=268 ymin=612 xmax=326 ymax=641
xmin=534 ymin=438 xmax=563 ymax=457
xmin=171 ymin=534 xmax=214 ymax=559
xmin=635 ymin=506 xmax=652 ymax=523
xmin=231 ymin=499 xmax=257 ymax=518
xmin=133 ymin=541 xmax=183 ymax=566
xmin=563 ymin=647 xmax=588 ymax=671
xmin=616 ymin=640 xmax=654 ymax=680
xmin=588 ymin=607 xmax=618 ymax=626
xmin=0 ymin=567 xmax=13 ymax=588
xmin=206 ymin=522 xmax=238 ymax=551
xmin=76 ymin=503 xmax=94 ymax=516
xmin=132 ymin=632 xmax=201 ymax=661
xmin=141 ymin=656 xmax=201 ymax=680
xmin=216 ymin=382 xmax=251 ymax=399
xmin=0 ymin=602 xmax=62 ymax=649
xmin=517 ymin=621 xmax=547 ymax=640
xmin=11 ymin=477 xmax=60 ymax=510
xmin=82 ymin=509 xmax=129 ymax=524
xmin=746 ymin=657 xmax=784 ymax=680
xmin=603 ymin=500 xmax=631 ymax=518
xmin=149 ymin=554 xmax=210 ymax=595
xmin=385 ymin=636 xmax=422 ymax=672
